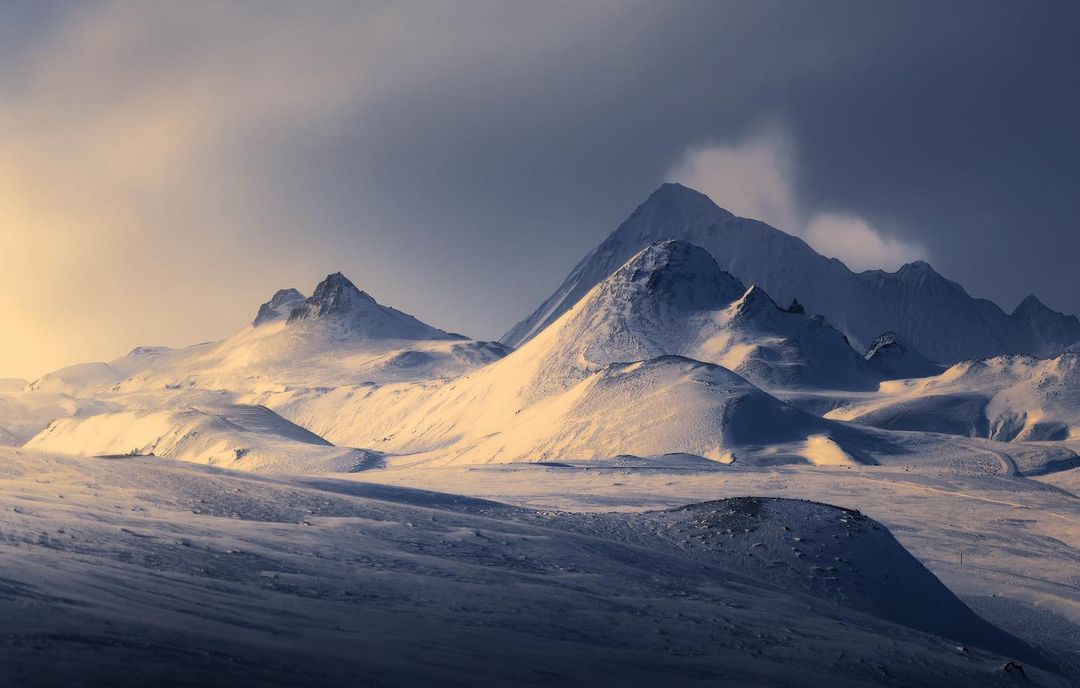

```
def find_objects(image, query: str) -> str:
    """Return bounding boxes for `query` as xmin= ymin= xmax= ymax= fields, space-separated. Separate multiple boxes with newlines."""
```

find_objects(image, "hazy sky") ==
xmin=2 ymin=1 xmax=1078 ymax=379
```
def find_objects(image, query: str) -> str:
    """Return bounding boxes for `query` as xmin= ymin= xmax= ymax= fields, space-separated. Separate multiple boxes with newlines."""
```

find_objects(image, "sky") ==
xmin=1 ymin=1 xmax=1078 ymax=379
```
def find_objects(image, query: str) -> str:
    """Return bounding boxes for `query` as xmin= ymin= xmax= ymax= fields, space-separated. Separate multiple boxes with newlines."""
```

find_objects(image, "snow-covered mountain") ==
xmin=829 ymin=353 xmax=1080 ymax=444
xmin=28 ymin=272 xmax=508 ymax=396
xmin=284 ymin=272 xmax=464 ymax=341
xmin=504 ymin=183 xmax=1073 ymax=364
xmin=514 ymin=240 xmax=878 ymax=393
xmin=247 ymin=245 xmax=897 ymax=466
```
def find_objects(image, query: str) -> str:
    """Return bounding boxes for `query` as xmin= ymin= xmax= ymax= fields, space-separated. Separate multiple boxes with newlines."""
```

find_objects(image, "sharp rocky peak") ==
xmin=287 ymin=272 xmax=378 ymax=324
xmin=732 ymin=284 xmax=779 ymax=314
xmin=279 ymin=272 xmax=463 ymax=341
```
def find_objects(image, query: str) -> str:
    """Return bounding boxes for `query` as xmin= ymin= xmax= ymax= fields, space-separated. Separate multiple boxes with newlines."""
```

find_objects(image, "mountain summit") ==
xmin=253 ymin=288 xmax=306 ymax=326
xmin=504 ymin=184 xmax=1075 ymax=363
xmin=286 ymin=272 xmax=462 ymax=341
xmin=1010 ymin=294 xmax=1080 ymax=356
xmin=514 ymin=240 xmax=877 ymax=393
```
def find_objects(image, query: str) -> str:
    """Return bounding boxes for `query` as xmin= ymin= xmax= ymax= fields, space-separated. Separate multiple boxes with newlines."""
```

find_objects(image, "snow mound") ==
xmin=27 ymin=404 xmax=381 ymax=473
xmin=627 ymin=497 xmax=1040 ymax=663
xmin=27 ymin=361 xmax=121 ymax=394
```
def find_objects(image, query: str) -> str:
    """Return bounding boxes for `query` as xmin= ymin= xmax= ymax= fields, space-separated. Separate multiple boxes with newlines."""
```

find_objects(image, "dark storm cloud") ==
xmin=1 ymin=1 xmax=1077 ymax=377
xmin=287 ymin=0 xmax=1080 ymax=329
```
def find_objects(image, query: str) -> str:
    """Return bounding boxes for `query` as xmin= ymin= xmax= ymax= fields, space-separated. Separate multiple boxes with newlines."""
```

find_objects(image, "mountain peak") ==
xmin=897 ymin=260 xmax=934 ymax=273
xmin=637 ymin=183 xmax=733 ymax=219
xmin=733 ymin=284 xmax=778 ymax=310
xmin=1010 ymin=293 xmax=1080 ymax=356
xmin=1013 ymin=294 xmax=1051 ymax=317
xmin=608 ymin=240 xmax=746 ymax=310
xmin=286 ymin=272 xmax=462 ymax=341
xmin=289 ymin=272 xmax=375 ymax=322
xmin=253 ymin=288 xmax=306 ymax=326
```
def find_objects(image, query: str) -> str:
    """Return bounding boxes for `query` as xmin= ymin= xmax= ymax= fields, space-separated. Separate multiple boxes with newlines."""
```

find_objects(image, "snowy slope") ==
xmin=238 ymin=244 xmax=884 ymax=465
xmin=504 ymin=183 xmax=1068 ymax=363
xmin=28 ymin=403 xmax=381 ymax=472
xmin=0 ymin=447 xmax=1060 ymax=687
xmin=27 ymin=361 xmax=123 ymax=394
xmin=0 ymin=390 xmax=115 ymax=445
xmin=829 ymin=353 xmax=1080 ymax=443
xmin=258 ymin=354 xmax=878 ymax=467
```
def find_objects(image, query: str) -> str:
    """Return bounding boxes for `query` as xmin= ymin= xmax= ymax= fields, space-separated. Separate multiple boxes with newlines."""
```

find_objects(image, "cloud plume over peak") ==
xmin=667 ymin=126 xmax=926 ymax=271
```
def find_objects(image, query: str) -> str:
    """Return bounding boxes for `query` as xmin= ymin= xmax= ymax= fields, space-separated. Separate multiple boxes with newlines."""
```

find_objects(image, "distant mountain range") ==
xmin=9 ymin=183 xmax=1080 ymax=466
xmin=503 ymin=183 xmax=1080 ymax=364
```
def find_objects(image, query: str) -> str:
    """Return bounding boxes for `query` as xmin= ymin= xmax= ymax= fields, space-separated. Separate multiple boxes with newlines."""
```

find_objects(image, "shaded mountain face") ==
xmin=504 ymin=183 xmax=1074 ymax=364
xmin=1011 ymin=295 xmax=1080 ymax=357
xmin=286 ymin=272 xmax=463 ymax=341
xmin=864 ymin=331 xmax=942 ymax=380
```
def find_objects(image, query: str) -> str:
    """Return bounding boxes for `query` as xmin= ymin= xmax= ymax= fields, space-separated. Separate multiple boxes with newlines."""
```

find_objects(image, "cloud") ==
xmin=666 ymin=126 xmax=926 ymax=271
xmin=803 ymin=213 xmax=924 ymax=270
xmin=0 ymin=1 xmax=648 ymax=378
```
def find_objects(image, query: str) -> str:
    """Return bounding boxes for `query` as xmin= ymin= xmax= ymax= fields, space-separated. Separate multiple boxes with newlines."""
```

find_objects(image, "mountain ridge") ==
xmin=503 ymin=183 xmax=1075 ymax=364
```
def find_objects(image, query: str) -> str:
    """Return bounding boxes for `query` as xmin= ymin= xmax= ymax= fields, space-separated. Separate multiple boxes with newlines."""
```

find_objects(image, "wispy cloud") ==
xmin=667 ymin=125 xmax=926 ymax=271
xmin=0 ymin=2 xmax=628 ymax=377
